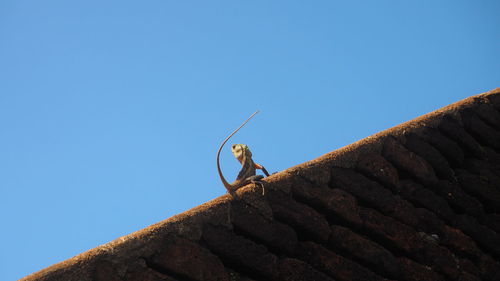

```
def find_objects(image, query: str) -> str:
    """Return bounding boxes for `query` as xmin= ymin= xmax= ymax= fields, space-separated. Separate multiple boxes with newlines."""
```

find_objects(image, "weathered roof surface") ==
xmin=22 ymin=88 xmax=500 ymax=281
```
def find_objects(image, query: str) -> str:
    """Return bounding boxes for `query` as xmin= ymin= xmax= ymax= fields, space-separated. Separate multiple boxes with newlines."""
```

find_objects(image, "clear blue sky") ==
xmin=1 ymin=1 xmax=499 ymax=280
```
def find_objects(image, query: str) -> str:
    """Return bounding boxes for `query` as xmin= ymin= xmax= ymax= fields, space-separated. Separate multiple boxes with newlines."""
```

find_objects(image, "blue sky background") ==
xmin=1 ymin=1 xmax=499 ymax=280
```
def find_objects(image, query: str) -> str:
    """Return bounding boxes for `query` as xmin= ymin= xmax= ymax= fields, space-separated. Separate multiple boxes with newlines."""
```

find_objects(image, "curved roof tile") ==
xmin=22 ymin=88 xmax=500 ymax=281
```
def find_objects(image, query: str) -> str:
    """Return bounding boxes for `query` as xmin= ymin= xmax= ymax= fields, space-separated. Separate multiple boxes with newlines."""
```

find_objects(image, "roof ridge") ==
xmin=21 ymin=87 xmax=500 ymax=281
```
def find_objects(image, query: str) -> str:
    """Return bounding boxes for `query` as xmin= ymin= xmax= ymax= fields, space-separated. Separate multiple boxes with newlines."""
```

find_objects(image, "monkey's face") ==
xmin=231 ymin=144 xmax=251 ymax=162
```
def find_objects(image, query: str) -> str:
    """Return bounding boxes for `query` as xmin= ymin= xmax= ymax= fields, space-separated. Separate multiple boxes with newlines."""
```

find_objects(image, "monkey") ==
xmin=216 ymin=111 xmax=270 ymax=196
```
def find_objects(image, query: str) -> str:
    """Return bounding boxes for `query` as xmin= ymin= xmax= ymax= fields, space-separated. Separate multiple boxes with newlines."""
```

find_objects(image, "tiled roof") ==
xmin=22 ymin=88 xmax=500 ymax=281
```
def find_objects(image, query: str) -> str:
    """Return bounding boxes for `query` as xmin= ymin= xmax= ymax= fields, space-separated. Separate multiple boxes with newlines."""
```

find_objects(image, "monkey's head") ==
xmin=231 ymin=144 xmax=252 ymax=163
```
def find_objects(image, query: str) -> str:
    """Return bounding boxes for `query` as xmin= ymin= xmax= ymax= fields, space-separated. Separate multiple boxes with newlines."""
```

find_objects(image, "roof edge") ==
xmin=21 ymin=87 xmax=500 ymax=281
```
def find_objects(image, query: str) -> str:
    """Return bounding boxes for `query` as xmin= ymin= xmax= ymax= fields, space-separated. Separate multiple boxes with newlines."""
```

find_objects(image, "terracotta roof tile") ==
xmin=21 ymin=88 xmax=500 ymax=281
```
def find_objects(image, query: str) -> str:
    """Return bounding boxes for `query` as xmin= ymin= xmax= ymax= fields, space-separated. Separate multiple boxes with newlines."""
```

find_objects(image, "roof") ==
xmin=21 ymin=88 xmax=500 ymax=281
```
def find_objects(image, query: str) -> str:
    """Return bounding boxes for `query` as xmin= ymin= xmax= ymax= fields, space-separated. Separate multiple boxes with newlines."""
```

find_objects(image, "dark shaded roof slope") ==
xmin=22 ymin=88 xmax=500 ymax=281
